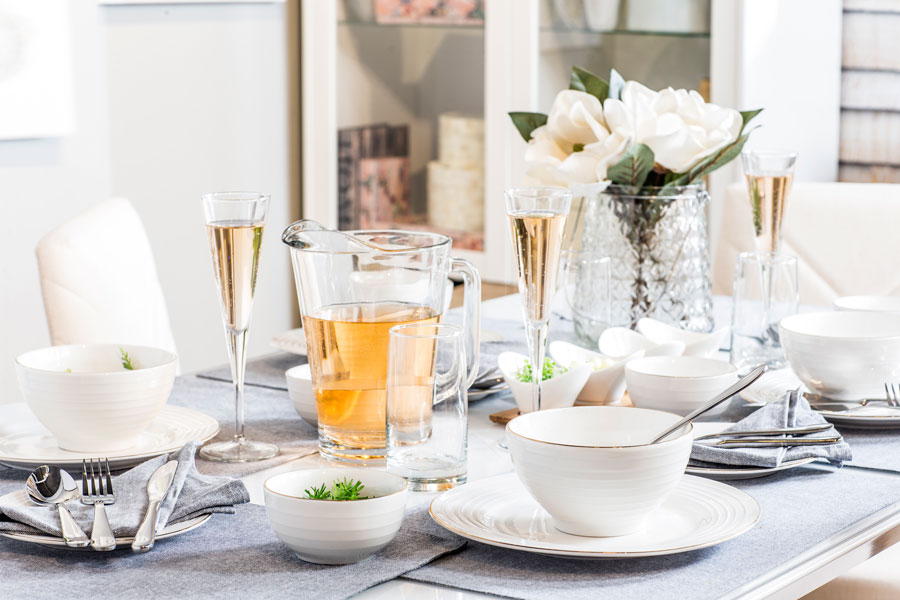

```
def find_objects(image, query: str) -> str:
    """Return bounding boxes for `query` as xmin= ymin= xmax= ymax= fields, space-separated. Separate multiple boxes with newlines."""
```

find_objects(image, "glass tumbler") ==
xmin=731 ymin=252 xmax=799 ymax=372
xmin=386 ymin=323 xmax=467 ymax=491
xmin=561 ymin=250 xmax=611 ymax=346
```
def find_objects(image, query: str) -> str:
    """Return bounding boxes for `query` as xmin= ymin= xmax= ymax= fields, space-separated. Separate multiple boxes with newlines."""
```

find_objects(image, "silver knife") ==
xmin=131 ymin=460 xmax=178 ymax=553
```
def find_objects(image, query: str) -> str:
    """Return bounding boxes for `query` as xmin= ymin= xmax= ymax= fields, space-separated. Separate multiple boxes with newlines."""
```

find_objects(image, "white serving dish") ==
xmin=506 ymin=406 xmax=692 ymax=537
xmin=15 ymin=344 xmax=177 ymax=452
xmin=598 ymin=327 xmax=685 ymax=359
xmin=264 ymin=467 xmax=408 ymax=565
xmin=625 ymin=356 xmax=738 ymax=416
xmin=285 ymin=364 xmax=317 ymax=426
xmin=548 ymin=340 xmax=643 ymax=405
xmin=498 ymin=352 xmax=592 ymax=414
xmin=636 ymin=318 xmax=730 ymax=357
xmin=780 ymin=311 xmax=900 ymax=400
xmin=834 ymin=295 xmax=900 ymax=315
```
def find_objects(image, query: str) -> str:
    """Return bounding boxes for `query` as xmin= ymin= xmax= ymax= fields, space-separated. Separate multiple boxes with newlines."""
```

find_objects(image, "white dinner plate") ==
xmin=685 ymin=422 xmax=818 ymax=480
xmin=429 ymin=473 xmax=759 ymax=558
xmin=0 ymin=404 xmax=220 ymax=471
xmin=740 ymin=369 xmax=900 ymax=429
xmin=0 ymin=489 xmax=210 ymax=549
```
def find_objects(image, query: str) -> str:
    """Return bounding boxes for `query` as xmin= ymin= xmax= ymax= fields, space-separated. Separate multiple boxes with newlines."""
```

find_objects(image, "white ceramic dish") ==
xmin=429 ymin=473 xmax=759 ymax=558
xmin=264 ymin=467 xmax=408 ymax=565
xmin=779 ymin=311 xmax=900 ymax=400
xmin=598 ymin=327 xmax=685 ymax=360
xmin=548 ymin=341 xmax=642 ymax=405
xmin=0 ymin=489 xmax=210 ymax=549
xmin=498 ymin=352 xmax=591 ymax=414
xmin=0 ymin=403 xmax=219 ymax=471
xmin=625 ymin=356 xmax=739 ymax=417
xmin=506 ymin=406 xmax=692 ymax=537
xmin=741 ymin=369 xmax=900 ymax=429
xmin=636 ymin=318 xmax=730 ymax=358
xmin=834 ymin=295 xmax=900 ymax=314
xmin=15 ymin=344 xmax=177 ymax=452
xmin=285 ymin=364 xmax=317 ymax=426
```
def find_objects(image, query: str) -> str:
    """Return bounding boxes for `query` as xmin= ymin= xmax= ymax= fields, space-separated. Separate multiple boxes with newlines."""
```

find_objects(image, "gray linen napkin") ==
xmin=689 ymin=389 xmax=852 ymax=468
xmin=0 ymin=441 xmax=249 ymax=537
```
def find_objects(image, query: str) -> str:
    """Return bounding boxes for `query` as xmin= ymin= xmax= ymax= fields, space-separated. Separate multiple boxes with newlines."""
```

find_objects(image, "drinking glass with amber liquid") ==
xmin=281 ymin=221 xmax=481 ymax=463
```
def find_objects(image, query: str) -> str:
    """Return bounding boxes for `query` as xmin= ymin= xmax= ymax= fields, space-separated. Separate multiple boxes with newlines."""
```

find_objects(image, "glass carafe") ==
xmin=282 ymin=220 xmax=481 ymax=463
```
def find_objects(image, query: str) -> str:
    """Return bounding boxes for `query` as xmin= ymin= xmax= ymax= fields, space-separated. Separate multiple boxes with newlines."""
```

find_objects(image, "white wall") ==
xmin=0 ymin=2 xmax=293 ymax=402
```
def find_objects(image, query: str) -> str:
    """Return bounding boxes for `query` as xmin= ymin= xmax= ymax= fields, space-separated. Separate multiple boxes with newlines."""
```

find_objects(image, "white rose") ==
xmin=604 ymin=81 xmax=742 ymax=173
xmin=546 ymin=90 xmax=610 ymax=149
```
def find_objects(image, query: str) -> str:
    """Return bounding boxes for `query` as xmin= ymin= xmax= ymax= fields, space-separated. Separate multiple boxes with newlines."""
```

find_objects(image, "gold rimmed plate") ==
xmin=429 ymin=473 xmax=759 ymax=558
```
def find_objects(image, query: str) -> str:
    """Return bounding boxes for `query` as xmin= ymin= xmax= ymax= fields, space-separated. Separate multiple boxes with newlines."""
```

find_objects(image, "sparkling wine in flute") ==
xmin=508 ymin=210 xmax=567 ymax=323
xmin=206 ymin=221 xmax=264 ymax=333
xmin=746 ymin=173 xmax=794 ymax=254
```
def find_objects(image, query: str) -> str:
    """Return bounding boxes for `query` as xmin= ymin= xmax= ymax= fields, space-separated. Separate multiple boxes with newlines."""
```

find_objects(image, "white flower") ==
xmin=546 ymin=90 xmax=609 ymax=148
xmin=604 ymin=81 xmax=742 ymax=173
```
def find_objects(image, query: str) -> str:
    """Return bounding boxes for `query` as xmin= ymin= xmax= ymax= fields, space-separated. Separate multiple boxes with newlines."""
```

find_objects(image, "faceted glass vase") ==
xmin=575 ymin=183 xmax=714 ymax=340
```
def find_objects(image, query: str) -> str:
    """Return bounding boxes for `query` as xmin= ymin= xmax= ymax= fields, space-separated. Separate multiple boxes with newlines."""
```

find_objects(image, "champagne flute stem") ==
xmin=227 ymin=329 xmax=249 ymax=442
xmin=526 ymin=320 xmax=548 ymax=413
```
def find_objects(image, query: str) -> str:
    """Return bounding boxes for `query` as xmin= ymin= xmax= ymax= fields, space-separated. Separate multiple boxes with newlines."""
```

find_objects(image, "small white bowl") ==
xmin=780 ymin=311 xmax=900 ymax=400
xmin=548 ymin=340 xmax=643 ymax=405
xmin=625 ymin=356 xmax=738 ymax=416
xmin=598 ymin=327 xmax=685 ymax=359
xmin=15 ymin=344 xmax=177 ymax=452
xmin=264 ymin=467 xmax=408 ymax=565
xmin=498 ymin=352 xmax=592 ymax=414
xmin=507 ymin=406 xmax=692 ymax=537
xmin=636 ymin=318 xmax=730 ymax=358
xmin=834 ymin=295 xmax=900 ymax=315
xmin=285 ymin=364 xmax=317 ymax=426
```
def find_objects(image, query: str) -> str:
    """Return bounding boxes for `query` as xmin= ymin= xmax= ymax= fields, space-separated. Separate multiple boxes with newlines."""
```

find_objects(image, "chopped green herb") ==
xmin=304 ymin=483 xmax=331 ymax=500
xmin=120 ymin=348 xmax=135 ymax=370
xmin=303 ymin=478 xmax=368 ymax=501
xmin=65 ymin=368 xmax=72 ymax=373
xmin=515 ymin=358 xmax=567 ymax=383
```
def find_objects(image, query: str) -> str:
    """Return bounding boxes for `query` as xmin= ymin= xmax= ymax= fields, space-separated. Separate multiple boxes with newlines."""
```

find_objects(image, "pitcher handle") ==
xmin=450 ymin=257 xmax=481 ymax=389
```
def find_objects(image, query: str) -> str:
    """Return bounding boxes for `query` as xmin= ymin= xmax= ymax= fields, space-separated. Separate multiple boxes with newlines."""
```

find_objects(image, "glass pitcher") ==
xmin=282 ymin=220 xmax=481 ymax=463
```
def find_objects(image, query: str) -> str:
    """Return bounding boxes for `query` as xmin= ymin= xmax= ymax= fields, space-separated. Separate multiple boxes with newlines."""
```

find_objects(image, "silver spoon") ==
xmin=650 ymin=364 xmax=768 ymax=444
xmin=26 ymin=465 xmax=90 ymax=548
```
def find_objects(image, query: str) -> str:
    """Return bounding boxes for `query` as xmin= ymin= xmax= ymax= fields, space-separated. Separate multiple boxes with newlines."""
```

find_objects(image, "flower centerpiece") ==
xmin=510 ymin=66 xmax=761 ymax=338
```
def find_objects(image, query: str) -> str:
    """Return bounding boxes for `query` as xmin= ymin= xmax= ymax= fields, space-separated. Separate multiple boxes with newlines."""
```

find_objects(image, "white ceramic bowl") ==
xmin=598 ymin=327 xmax=685 ymax=359
xmin=264 ymin=467 xmax=408 ymax=564
xmin=285 ymin=364 xmax=317 ymax=426
xmin=498 ymin=352 xmax=592 ymax=414
xmin=15 ymin=344 xmax=177 ymax=452
xmin=507 ymin=406 xmax=692 ymax=537
xmin=636 ymin=318 xmax=730 ymax=358
xmin=548 ymin=340 xmax=643 ymax=405
xmin=834 ymin=295 xmax=900 ymax=315
xmin=625 ymin=356 xmax=738 ymax=416
xmin=780 ymin=311 xmax=900 ymax=400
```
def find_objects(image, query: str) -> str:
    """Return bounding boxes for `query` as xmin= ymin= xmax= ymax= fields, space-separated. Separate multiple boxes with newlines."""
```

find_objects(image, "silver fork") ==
xmin=885 ymin=383 xmax=900 ymax=407
xmin=81 ymin=458 xmax=116 ymax=551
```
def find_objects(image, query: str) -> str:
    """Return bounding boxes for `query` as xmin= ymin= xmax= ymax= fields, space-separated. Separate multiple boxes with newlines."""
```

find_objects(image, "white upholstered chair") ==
xmin=36 ymin=198 xmax=178 ymax=361
xmin=713 ymin=182 xmax=900 ymax=305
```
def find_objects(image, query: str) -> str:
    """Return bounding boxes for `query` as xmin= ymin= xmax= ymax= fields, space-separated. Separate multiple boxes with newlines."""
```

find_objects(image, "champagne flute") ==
xmin=505 ymin=187 xmax=571 ymax=413
xmin=741 ymin=151 xmax=797 ymax=254
xmin=201 ymin=192 xmax=278 ymax=462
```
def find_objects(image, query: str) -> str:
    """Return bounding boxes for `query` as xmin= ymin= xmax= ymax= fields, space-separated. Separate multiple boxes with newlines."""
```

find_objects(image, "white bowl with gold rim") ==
xmin=506 ymin=406 xmax=692 ymax=537
xmin=625 ymin=356 xmax=738 ymax=416
xmin=285 ymin=364 xmax=317 ymax=426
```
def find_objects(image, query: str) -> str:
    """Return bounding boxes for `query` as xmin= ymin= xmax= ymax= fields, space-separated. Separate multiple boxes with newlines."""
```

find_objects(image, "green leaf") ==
xmin=662 ymin=127 xmax=757 ymax=191
xmin=508 ymin=112 xmax=548 ymax=142
xmin=740 ymin=108 xmax=763 ymax=131
xmin=569 ymin=66 xmax=609 ymax=102
xmin=608 ymin=68 xmax=626 ymax=101
xmin=607 ymin=143 xmax=655 ymax=188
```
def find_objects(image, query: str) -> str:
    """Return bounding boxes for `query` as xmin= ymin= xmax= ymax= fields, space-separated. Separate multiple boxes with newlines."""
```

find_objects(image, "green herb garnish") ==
xmin=120 ymin=348 xmax=135 ymax=370
xmin=303 ymin=478 xmax=368 ymax=501
xmin=65 ymin=368 xmax=72 ymax=373
xmin=515 ymin=358 xmax=567 ymax=383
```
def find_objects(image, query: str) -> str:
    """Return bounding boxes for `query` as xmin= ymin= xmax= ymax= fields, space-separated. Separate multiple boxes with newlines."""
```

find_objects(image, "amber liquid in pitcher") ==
xmin=303 ymin=302 xmax=440 ymax=461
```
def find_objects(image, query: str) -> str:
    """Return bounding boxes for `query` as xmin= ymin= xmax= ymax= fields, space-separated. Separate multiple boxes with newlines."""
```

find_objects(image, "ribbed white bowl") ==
xmin=625 ymin=356 xmax=738 ymax=416
xmin=264 ymin=467 xmax=408 ymax=564
xmin=15 ymin=344 xmax=176 ymax=452
xmin=507 ymin=406 xmax=692 ymax=537
xmin=285 ymin=364 xmax=317 ymax=425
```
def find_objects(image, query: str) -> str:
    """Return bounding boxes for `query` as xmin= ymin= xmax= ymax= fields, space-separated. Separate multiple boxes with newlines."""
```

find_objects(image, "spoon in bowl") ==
xmin=26 ymin=465 xmax=90 ymax=547
xmin=650 ymin=364 xmax=768 ymax=444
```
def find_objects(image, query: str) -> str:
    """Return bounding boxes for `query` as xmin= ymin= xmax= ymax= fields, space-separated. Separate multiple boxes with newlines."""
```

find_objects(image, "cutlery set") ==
xmin=694 ymin=423 xmax=842 ymax=448
xmin=24 ymin=459 xmax=178 ymax=552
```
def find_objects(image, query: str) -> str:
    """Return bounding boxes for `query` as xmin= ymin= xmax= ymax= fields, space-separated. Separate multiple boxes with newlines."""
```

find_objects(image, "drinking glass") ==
xmin=201 ymin=192 xmax=278 ymax=462
xmin=741 ymin=151 xmax=798 ymax=253
xmin=560 ymin=250 xmax=611 ymax=346
xmin=386 ymin=323 xmax=467 ymax=491
xmin=505 ymin=187 xmax=571 ymax=413
xmin=731 ymin=252 xmax=799 ymax=372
